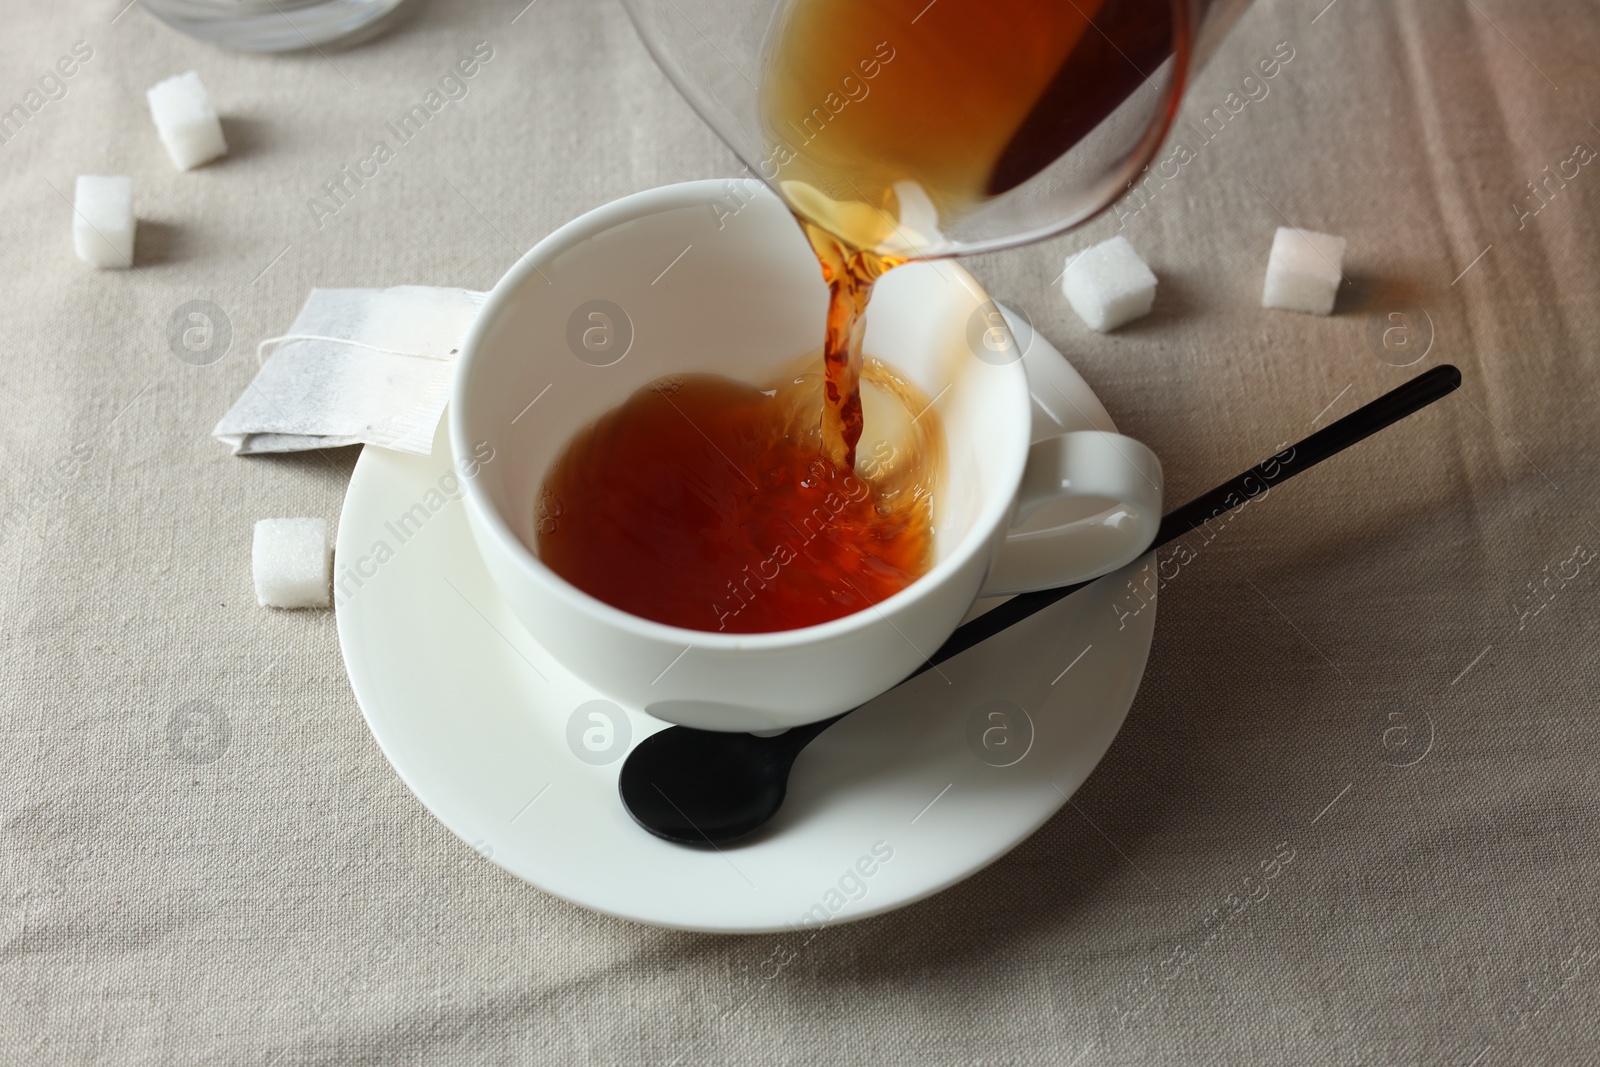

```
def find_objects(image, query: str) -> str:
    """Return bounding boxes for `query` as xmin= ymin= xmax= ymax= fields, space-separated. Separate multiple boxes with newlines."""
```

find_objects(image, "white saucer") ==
xmin=334 ymin=307 xmax=1157 ymax=933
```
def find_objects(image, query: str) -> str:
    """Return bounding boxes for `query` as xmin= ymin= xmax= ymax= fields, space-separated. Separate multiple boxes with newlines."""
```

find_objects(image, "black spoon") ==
xmin=619 ymin=365 xmax=1463 ymax=846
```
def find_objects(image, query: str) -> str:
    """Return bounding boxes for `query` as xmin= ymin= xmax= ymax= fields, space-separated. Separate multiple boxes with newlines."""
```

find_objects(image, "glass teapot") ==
xmin=619 ymin=0 xmax=1255 ymax=261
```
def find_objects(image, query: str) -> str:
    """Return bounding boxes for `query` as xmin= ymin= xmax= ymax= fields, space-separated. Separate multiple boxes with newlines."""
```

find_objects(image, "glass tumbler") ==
xmin=137 ymin=0 xmax=408 ymax=52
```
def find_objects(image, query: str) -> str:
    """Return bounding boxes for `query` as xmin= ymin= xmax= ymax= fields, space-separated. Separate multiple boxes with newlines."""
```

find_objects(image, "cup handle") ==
xmin=979 ymin=431 xmax=1163 ymax=597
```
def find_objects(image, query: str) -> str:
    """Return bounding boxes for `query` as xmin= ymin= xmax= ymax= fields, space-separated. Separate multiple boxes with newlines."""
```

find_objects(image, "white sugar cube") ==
xmin=147 ymin=71 xmax=227 ymax=171
xmin=252 ymin=518 xmax=330 ymax=609
xmin=1262 ymin=226 xmax=1346 ymax=315
xmin=1062 ymin=235 xmax=1157 ymax=333
xmin=72 ymin=176 xmax=135 ymax=269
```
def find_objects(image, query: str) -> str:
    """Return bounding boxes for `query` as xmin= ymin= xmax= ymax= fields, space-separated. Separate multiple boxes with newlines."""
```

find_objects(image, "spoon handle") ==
xmin=910 ymin=364 xmax=1461 ymax=676
xmin=1154 ymin=363 xmax=1461 ymax=546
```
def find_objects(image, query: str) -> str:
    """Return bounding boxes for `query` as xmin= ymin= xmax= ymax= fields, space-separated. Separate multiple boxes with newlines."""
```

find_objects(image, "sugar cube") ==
xmin=146 ymin=71 xmax=227 ymax=171
xmin=1262 ymin=226 xmax=1346 ymax=315
xmin=252 ymin=518 xmax=330 ymax=609
xmin=1062 ymin=236 xmax=1157 ymax=333
xmin=72 ymin=176 xmax=135 ymax=269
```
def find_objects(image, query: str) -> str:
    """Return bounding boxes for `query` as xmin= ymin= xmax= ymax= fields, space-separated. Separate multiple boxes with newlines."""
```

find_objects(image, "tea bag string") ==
xmin=254 ymin=334 xmax=457 ymax=367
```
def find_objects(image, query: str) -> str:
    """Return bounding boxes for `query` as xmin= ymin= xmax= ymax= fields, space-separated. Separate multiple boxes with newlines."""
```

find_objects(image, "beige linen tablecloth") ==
xmin=3 ymin=0 xmax=1597 ymax=1062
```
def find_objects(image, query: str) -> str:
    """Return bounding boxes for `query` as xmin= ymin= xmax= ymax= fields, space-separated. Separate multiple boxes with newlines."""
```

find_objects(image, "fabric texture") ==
xmin=2 ymin=0 xmax=1597 ymax=1063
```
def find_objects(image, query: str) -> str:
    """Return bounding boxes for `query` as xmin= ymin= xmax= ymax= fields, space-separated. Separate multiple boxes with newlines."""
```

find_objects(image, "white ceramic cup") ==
xmin=452 ymin=180 xmax=1162 ymax=732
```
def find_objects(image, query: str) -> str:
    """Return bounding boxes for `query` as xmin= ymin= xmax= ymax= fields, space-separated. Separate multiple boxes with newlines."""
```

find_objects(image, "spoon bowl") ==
xmin=618 ymin=716 xmax=839 ymax=844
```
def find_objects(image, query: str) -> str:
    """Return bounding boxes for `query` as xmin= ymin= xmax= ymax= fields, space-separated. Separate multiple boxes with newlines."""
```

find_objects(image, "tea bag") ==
xmin=212 ymin=286 xmax=486 ymax=456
